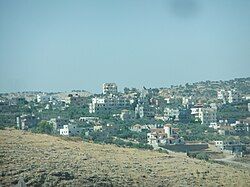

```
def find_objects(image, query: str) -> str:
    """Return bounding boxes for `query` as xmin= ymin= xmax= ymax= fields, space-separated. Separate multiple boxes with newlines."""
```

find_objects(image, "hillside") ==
xmin=0 ymin=130 xmax=249 ymax=186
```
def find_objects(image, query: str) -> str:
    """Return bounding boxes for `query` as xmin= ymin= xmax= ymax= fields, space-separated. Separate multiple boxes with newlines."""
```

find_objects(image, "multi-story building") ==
xmin=120 ymin=109 xmax=135 ymax=121
xmin=214 ymin=141 xmax=246 ymax=154
xmin=227 ymin=90 xmax=240 ymax=103
xmin=182 ymin=96 xmax=193 ymax=107
xmin=191 ymin=105 xmax=217 ymax=125
xmin=89 ymin=96 xmax=130 ymax=113
xmin=200 ymin=108 xmax=217 ymax=125
xmin=217 ymin=89 xmax=240 ymax=103
xmin=135 ymin=104 xmax=155 ymax=118
xmin=49 ymin=117 xmax=69 ymax=132
xmin=60 ymin=124 xmax=83 ymax=136
xmin=102 ymin=83 xmax=118 ymax=95
xmin=37 ymin=94 xmax=52 ymax=103
xmin=67 ymin=94 xmax=88 ymax=106
xmin=147 ymin=124 xmax=183 ymax=147
xmin=164 ymin=108 xmax=180 ymax=121
xmin=16 ymin=114 xmax=38 ymax=130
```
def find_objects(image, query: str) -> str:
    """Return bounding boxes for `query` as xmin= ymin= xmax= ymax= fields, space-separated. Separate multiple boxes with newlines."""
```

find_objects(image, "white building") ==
xmin=37 ymin=94 xmax=52 ymax=103
xmin=228 ymin=90 xmax=240 ymax=103
xmin=200 ymin=108 xmax=217 ymax=125
xmin=79 ymin=117 xmax=99 ymax=123
xmin=49 ymin=117 xmax=69 ymax=132
xmin=164 ymin=108 xmax=180 ymax=121
xmin=191 ymin=105 xmax=217 ymax=125
xmin=120 ymin=109 xmax=135 ymax=121
xmin=89 ymin=96 xmax=130 ymax=113
xmin=217 ymin=89 xmax=240 ymax=103
xmin=93 ymin=125 xmax=103 ymax=132
xmin=60 ymin=124 xmax=83 ymax=136
xmin=182 ymin=96 xmax=193 ymax=107
xmin=147 ymin=124 xmax=183 ymax=147
xmin=135 ymin=104 xmax=155 ymax=118
xmin=102 ymin=83 xmax=118 ymax=95
xmin=16 ymin=114 xmax=38 ymax=130
xmin=214 ymin=141 xmax=224 ymax=150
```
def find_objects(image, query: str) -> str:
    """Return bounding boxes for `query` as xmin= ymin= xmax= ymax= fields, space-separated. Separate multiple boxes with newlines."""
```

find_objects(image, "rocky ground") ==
xmin=0 ymin=129 xmax=249 ymax=187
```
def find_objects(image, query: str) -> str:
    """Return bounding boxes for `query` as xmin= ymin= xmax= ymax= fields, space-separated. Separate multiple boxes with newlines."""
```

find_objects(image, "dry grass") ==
xmin=0 ymin=129 xmax=249 ymax=186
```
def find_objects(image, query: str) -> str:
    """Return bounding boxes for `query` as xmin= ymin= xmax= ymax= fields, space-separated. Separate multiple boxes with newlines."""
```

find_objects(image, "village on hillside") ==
xmin=0 ymin=77 xmax=249 ymax=160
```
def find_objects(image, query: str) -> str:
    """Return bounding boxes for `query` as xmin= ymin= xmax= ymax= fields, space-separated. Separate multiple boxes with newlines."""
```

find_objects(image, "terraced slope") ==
xmin=0 ymin=129 xmax=249 ymax=186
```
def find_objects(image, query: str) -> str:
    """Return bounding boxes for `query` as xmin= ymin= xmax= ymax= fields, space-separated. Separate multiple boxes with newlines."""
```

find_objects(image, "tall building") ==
xmin=89 ymin=96 xmax=130 ymax=113
xmin=191 ymin=105 xmax=217 ymax=125
xmin=217 ymin=89 xmax=240 ymax=103
xmin=102 ymin=83 xmax=118 ymax=95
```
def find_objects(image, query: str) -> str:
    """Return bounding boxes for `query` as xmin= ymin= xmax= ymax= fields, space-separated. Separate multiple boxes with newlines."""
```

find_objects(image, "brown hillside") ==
xmin=0 ymin=129 xmax=249 ymax=186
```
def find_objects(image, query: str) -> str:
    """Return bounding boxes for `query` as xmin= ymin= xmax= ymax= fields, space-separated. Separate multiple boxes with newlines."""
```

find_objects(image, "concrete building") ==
xmin=37 ymin=94 xmax=51 ymax=103
xmin=120 ymin=109 xmax=135 ymax=121
xmin=135 ymin=104 xmax=155 ymax=118
xmin=16 ymin=114 xmax=38 ymax=130
xmin=200 ymin=108 xmax=217 ymax=125
xmin=130 ymin=124 xmax=143 ymax=132
xmin=79 ymin=117 xmax=99 ymax=123
xmin=147 ymin=124 xmax=183 ymax=147
xmin=164 ymin=108 xmax=180 ymax=121
xmin=214 ymin=141 xmax=246 ymax=154
xmin=89 ymin=96 xmax=130 ymax=113
xmin=60 ymin=124 xmax=83 ymax=136
xmin=228 ymin=90 xmax=240 ymax=103
xmin=67 ymin=94 xmax=88 ymax=106
xmin=49 ymin=117 xmax=69 ymax=132
xmin=217 ymin=89 xmax=240 ymax=103
xmin=102 ymin=83 xmax=118 ymax=95
xmin=93 ymin=125 xmax=103 ymax=132
xmin=191 ymin=105 xmax=216 ymax=125
xmin=182 ymin=97 xmax=193 ymax=107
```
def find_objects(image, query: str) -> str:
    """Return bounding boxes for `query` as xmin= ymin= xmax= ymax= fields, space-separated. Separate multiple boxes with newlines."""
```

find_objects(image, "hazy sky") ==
xmin=0 ymin=0 xmax=250 ymax=93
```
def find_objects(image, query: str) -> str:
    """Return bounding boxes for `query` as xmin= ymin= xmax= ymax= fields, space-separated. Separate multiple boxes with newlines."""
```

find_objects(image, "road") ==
xmin=214 ymin=155 xmax=250 ymax=169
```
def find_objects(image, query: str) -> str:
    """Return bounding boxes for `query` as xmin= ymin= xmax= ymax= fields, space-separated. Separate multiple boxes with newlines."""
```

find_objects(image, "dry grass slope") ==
xmin=0 ymin=129 xmax=249 ymax=187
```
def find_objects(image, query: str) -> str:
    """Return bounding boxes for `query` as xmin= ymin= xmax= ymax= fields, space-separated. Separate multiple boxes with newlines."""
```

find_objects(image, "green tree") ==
xmin=35 ymin=120 xmax=53 ymax=134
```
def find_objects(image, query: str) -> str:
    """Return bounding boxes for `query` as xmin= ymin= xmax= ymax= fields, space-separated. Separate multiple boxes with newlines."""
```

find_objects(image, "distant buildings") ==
xmin=60 ymin=124 xmax=83 ymax=136
xmin=37 ymin=94 xmax=51 ymax=103
xmin=49 ymin=117 xmax=69 ymax=132
xmin=191 ymin=105 xmax=217 ymax=125
xmin=103 ymin=83 xmax=118 ymax=95
xmin=89 ymin=96 xmax=130 ymax=114
xmin=164 ymin=108 xmax=179 ymax=121
xmin=217 ymin=89 xmax=240 ymax=103
xmin=0 ymin=100 xmax=12 ymax=112
xmin=147 ymin=124 xmax=184 ymax=147
xmin=16 ymin=114 xmax=38 ymax=130
xmin=200 ymin=108 xmax=217 ymax=125
xmin=120 ymin=109 xmax=135 ymax=121
xmin=67 ymin=94 xmax=88 ymax=106
xmin=135 ymin=104 xmax=155 ymax=118
xmin=214 ymin=140 xmax=246 ymax=154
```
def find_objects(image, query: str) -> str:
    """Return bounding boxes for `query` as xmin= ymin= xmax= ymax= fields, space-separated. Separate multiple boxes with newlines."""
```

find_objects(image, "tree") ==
xmin=35 ymin=120 xmax=53 ymax=134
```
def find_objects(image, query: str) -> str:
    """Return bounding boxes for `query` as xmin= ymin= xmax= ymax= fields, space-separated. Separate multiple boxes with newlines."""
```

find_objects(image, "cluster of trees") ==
xmin=31 ymin=120 xmax=53 ymax=134
xmin=82 ymin=127 xmax=152 ymax=150
xmin=113 ymin=139 xmax=153 ymax=150
xmin=187 ymin=152 xmax=209 ymax=161
xmin=177 ymin=123 xmax=226 ymax=142
xmin=217 ymin=102 xmax=250 ymax=121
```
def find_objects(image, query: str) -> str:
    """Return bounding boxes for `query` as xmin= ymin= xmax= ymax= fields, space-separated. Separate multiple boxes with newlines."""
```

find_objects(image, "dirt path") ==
xmin=214 ymin=155 xmax=250 ymax=169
